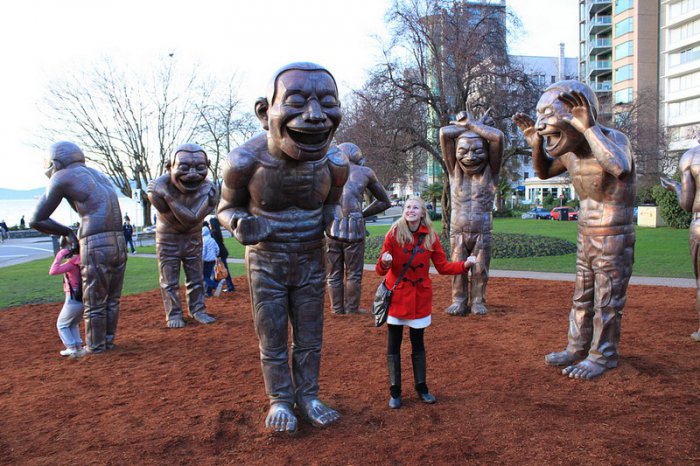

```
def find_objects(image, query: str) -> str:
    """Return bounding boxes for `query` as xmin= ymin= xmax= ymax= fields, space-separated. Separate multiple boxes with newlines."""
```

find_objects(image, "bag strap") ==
xmin=390 ymin=233 xmax=426 ymax=292
xmin=64 ymin=274 xmax=77 ymax=301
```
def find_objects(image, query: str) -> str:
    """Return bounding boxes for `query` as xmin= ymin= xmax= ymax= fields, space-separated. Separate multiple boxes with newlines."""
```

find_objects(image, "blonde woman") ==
xmin=376 ymin=197 xmax=475 ymax=408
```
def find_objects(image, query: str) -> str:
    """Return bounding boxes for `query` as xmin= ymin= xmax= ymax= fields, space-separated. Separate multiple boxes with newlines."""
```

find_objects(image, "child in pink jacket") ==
xmin=48 ymin=237 xmax=85 ymax=358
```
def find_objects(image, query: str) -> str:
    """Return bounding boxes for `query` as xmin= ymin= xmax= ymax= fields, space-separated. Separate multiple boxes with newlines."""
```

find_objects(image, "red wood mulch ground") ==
xmin=0 ymin=272 xmax=698 ymax=465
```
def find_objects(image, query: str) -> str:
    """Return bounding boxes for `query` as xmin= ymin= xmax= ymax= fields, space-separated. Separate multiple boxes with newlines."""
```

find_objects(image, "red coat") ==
xmin=375 ymin=225 xmax=466 ymax=320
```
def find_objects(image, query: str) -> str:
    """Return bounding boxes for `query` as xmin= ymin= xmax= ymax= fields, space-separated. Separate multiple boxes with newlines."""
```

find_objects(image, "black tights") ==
xmin=387 ymin=324 xmax=425 ymax=355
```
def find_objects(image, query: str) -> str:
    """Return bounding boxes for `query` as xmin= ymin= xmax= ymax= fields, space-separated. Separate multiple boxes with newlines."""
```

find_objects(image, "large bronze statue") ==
xmin=326 ymin=142 xmax=391 ymax=314
xmin=147 ymin=143 xmax=218 ymax=328
xmin=513 ymin=80 xmax=636 ymax=380
xmin=217 ymin=62 xmax=363 ymax=433
xmin=662 ymin=145 xmax=700 ymax=341
xmin=439 ymin=112 xmax=503 ymax=316
xmin=30 ymin=141 xmax=127 ymax=353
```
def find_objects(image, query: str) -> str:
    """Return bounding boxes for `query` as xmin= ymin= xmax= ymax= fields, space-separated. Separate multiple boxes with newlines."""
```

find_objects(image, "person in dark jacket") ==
xmin=376 ymin=197 xmax=475 ymax=409
xmin=122 ymin=219 xmax=135 ymax=253
xmin=208 ymin=217 xmax=235 ymax=292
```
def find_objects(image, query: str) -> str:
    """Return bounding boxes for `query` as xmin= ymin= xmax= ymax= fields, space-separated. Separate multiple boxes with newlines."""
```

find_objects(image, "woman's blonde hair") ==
xmin=390 ymin=197 xmax=437 ymax=250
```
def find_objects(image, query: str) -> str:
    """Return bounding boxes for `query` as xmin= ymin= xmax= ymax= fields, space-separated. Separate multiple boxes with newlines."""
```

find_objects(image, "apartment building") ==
xmin=661 ymin=0 xmax=700 ymax=161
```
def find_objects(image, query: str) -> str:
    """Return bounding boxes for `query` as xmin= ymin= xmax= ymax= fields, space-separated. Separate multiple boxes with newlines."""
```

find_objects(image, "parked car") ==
xmin=521 ymin=207 xmax=551 ymax=220
xmin=550 ymin=206 xmax=579 ymax=221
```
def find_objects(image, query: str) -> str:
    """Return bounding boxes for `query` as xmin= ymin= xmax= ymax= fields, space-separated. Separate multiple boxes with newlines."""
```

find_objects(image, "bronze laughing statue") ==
xmin=217 ymin=62 xmax=363 ymax=433
xmin=30 ymin=141 xmax=127 ymax=353
xmin=326 ymin=142 xmax=391 ymax=315
xmin=147 ymin=143 xmax=218 ymax=328
xmin=661 ymin=144 xmax=700 ymax=342
xmin=514 ymin=80 xmax=636 ymax=380
xmin=439 ymin=112 xmax=503 ymax=316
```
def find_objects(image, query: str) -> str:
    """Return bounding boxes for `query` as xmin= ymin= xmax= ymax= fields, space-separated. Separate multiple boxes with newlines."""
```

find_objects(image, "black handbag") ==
xmin=372 ymin=234 xmax=425 ymax=327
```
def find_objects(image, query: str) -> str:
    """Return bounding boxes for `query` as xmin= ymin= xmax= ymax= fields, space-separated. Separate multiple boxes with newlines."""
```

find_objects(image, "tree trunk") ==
xmin=141 ymin=198 xmax=153 ymax=227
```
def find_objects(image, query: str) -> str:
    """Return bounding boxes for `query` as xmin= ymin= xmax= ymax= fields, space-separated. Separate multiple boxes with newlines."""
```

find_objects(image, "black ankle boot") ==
xmin=387 ymin=354 xmax=401 ymax=409
xmin=412 ymin=351 xmax=436 ymax=404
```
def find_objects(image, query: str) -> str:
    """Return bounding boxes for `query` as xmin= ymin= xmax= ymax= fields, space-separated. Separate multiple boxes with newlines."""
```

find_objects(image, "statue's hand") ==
xmin=451 ymin=111 xmax=475 ymax=128
xmin=327 ymin=212 xmax=364 ymax=243
xmin=207 ymin=185 xmax=218 ymax=207
xmin=558 ymin=90 xmax=595 ymax=133
xmin=233 ymin=216 xmax=271 ymax=245
xmin=512 ymin=113 xmax=542 ymax=149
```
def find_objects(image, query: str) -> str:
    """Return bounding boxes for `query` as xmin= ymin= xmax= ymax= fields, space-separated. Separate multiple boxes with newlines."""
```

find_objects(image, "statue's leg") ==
xmin=546 ymin=233 xmax=593 ymax=367
xmin=183 ymin=234 xmax=215 ymax=324
xmin=80 ymin=236 xmax=110 ymax=353
xmin=156 ymin=237 xmax=185 ymax=328
xmin=446 ymin=230 xmax=469 ymax=316
xmin=344 ymin=240 xmax=366 ymax=314
xmin=291 ymin=249 xmax=340 ymax=428
xmin=690 ymin=233 xmax=700 ymax=341
xmin=563 ymin=232 xmax=634 ymax=380
xmin=105 ymin=233 xmax=127 ymax=349
xmin=326 ymin=238 xmax=345 ymax=314
xmin=470 ymin=231 xmax=491 ymax=316
xmin=248 ymin=248 xmax=297 ymax=433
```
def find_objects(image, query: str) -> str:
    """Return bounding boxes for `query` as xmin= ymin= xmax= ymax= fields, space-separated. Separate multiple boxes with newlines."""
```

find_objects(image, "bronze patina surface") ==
xmin=147 ymin=143 xmax=218 ymax=328
xmin=439 ymin=112 xmax=504 ymax=316
xmin=30 ymin=141 xmax=127 ymax=353
xmin=514 ymin=80 xmax=636 ymax=380
xmin=218 ymin=62 xmax=363 ymax=433
xmin=326 ymin=142 xmax=390 ymax=315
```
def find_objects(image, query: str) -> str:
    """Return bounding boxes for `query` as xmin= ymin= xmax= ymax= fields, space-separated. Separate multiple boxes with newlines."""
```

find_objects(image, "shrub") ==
xmin=364 ymin=231 xmax=577 ymax=262
xmin=651 ymin=185 xmax=691 ymax=229
xmin=428 ymin=211 xmax=442 ymax=221
xmin=493 ymin=208 xmax=514 ymax=218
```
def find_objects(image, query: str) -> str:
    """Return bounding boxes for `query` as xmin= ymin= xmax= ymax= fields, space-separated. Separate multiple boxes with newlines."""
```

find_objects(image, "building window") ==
xmin=669 ymin=19 xmax=700 ymax=44
xmin=670 ymin=0 xmax=700 ymax=20
xmin=670 ymin=46 xmax=700 ymax=67
xmin=614 ymin=88 xmax=633 ymax=104
xmin=615 ymin=41 xmax=633 ymax=60
xmin=615 ymin=0 xmax=632 ymax=13
xmin=669 ymin=71 xmax=700 ymax=93
xmin=615 ymin=64 xmax=633 ymax=82
xmin=669 ymin=97 xmax=700 ymax=119
xmin=524 ymin=172 xmax=530 ymax=180
xmin=615 ymin=17 xmax=633 ymax=37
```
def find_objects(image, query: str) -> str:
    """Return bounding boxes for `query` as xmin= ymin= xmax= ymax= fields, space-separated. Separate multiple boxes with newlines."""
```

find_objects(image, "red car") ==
xmin=550 ymin=206 xmax=578 ymax=221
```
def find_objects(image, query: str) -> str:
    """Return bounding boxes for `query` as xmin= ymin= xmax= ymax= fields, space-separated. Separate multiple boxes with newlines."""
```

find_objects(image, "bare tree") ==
xmin=40 ymin=57 xmax=207 ymax=226
xmin=369 ymin=0 xmax=539 ymax=233
xmin=194 ymin=76 xmax=259 ymax=184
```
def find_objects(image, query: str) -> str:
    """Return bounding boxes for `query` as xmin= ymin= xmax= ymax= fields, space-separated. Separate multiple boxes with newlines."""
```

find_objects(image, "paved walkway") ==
xmin=2 ymin=236 xmax=693 ymax=289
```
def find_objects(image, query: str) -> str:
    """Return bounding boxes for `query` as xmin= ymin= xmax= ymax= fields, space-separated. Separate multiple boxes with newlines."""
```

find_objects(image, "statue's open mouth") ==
xmin=287 ymin=128 xmax=331 ymax=148
xmin=540 ymin=130 xmax=562 ymax=153
xmin=180 ymin=177 xmax=203 ymax=190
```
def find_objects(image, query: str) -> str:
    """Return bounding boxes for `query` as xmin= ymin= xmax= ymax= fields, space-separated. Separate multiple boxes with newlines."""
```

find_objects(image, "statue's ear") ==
xmin=254 ymin=97 xmax=270 ymax=130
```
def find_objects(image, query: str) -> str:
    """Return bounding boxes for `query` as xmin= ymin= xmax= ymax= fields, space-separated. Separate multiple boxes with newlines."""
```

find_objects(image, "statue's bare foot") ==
xmin=167 ymin=318 xmax=186 ymax=328
xmin=445 ymin=303 xmax=468 ymax=316
xmin=562 ymin=359 xmax=609 ymax=380
xmin=471 ymin=302 xmax=488 ymax=315
xmin=544 ymin=350 xmax=582 ymax=366
xmin=691 ymin=330 xmax=700 ymax=342
xmin=297 ymin=397 xmax=340 ymax=428
xmin=192 ymin=311 xmax=216 ymax=324
xmin=265 ymin=403 xmax=298 ymax=434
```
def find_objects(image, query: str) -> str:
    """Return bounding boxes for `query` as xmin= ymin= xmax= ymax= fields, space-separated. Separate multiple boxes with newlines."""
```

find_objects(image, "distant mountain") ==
xmin=0 ymin=187 xmax=45 ymax=199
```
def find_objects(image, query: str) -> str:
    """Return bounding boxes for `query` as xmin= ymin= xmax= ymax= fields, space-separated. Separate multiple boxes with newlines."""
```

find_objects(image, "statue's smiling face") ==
xmin=456 ymin=135 xmax=487 ymax=174
xmin=267 ymin=69 xmax=341 ymax=161
xmin=170 ymin=151 xmax=208 ymax=193
xmin=535 ymin=90 xmax=585 ymax=157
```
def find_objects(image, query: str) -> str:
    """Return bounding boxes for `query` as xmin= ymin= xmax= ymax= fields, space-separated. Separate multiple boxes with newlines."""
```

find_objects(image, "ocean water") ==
xmin=1 ymin=197 xmax=146 ymax=229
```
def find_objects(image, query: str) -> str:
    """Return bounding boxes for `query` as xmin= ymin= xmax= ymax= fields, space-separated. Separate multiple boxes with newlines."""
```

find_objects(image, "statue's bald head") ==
xmin=171 ymin=143 xmax=208 ymax=165
xmin=545 ymin=79 xmax=599 ymax=119
xmin=457 ymin=131 xmax=482 ymax=142
xmin=265 ymin=61 xmax=338 ymax=105
xmin=49 ymin=141 xmax=85 ymax=165
xmin=338 ymin=142 xmax=363 ymax=165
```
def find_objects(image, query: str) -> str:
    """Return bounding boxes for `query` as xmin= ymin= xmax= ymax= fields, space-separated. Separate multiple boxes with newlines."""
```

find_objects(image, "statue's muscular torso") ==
xmin=450 ymin=168 xmax=496 ymax=231
xmin=151 ymin=175 xmax=215 ymax=235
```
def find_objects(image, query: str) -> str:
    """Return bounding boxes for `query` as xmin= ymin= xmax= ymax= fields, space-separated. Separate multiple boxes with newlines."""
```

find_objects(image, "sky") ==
xmin=0 ymin=0 xmax=578 ymax=191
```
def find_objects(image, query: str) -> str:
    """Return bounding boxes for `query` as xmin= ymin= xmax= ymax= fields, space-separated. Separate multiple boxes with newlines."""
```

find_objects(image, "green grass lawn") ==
xmin=0 ymin=256 xmax=246 ymax=309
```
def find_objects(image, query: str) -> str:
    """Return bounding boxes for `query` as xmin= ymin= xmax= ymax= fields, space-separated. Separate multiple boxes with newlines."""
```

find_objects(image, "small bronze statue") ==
xmin=218 ymin=62 xmax=363 ymax=433
xmin=514 ymin=80 xmax=636 ymax=380
xmin=439 ymin=111 xmax=504 ymax=315
xmin=147 ymin=143 xmax=218 ymax=328
xmin=661 ymin=144 xmax=700 ymax=342
xmin=326 ymin=142 xmax=391 ymax=314
xmin=30 ymin=141 xmax=127 ymax=353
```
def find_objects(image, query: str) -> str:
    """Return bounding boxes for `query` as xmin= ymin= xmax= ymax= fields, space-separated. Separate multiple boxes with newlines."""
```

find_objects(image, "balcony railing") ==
xmin=590 ymin=81 xmax=612 ymax=92
xmin=587 ymin=0 xmax=612 ymax=15
xmin=588 ymin=38 xmax=612 ymax=55
xmin=588 ymin=15 xmax=612 ymax=34
xmin=589 ymin=60 xmax=612 ymax=71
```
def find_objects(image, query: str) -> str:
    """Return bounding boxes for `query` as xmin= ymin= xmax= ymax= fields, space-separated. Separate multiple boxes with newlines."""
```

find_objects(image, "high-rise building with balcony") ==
xmin=661 ymin=0 xmax=700 ymax=161
xmin=579 ymin=0 xmax=614 ymax=122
